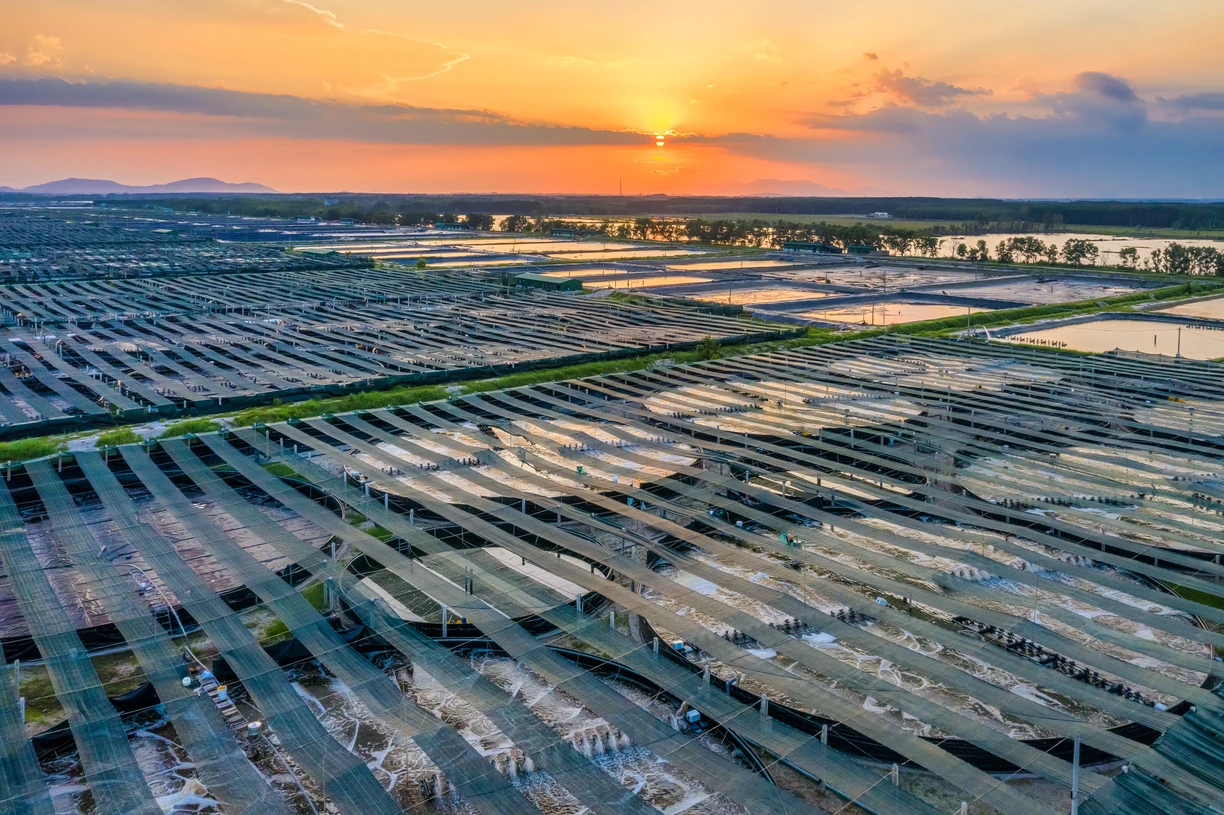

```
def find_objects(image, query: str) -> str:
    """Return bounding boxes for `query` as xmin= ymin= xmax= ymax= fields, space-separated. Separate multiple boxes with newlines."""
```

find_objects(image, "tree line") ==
xmin=500 ymin=215 xmax=944 ymax=255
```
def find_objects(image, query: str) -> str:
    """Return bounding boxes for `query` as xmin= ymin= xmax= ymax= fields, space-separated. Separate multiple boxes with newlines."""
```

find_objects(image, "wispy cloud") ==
xmin=1158 ymin=91 xmax=1224 ymax=113
xmin=0 ymin=77 xmax=646 ymax=147
xmin=281 ymin=0 xmax=344 ymax=29
xmin=873 ymin=68 xmax=991 ymax=107
xmin=24 ymin=35 xmax=63 ymax=67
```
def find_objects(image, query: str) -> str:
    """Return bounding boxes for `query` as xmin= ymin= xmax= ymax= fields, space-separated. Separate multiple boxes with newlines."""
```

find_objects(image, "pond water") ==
xmin=691 ymin=287 xmax=832 ymax=306
xmin=935 ymin=279 xmax=1141 ymax=305
xmin=584 ymin=276 xmax=713 ymax=290
xmin=801 ymin=302 xmax=991 ymax=325
xmin=548 ymin=249 xmax=707 ymax=261
xmin=1158 ymin=296 xmax=1224 ymax=321
xmin=666 ymin=260 xmax=795 ymax=271
xmin=1003 ymin=319 xmax=1224 ymax=360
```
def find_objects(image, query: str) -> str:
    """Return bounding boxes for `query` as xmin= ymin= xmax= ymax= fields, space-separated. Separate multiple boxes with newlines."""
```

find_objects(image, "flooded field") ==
xmin=548 ymin=249 xmax=708 ymax=261
xmin=538 ymin=266 xmax=628 ymax=278
xmin=1003 ymin=319 xmax=1224 ymax=359
xmin=666 ymin=260 xmax=796 ymax=271
xmin=584 ymin=275 xmax=713 ymax=290
xmin=689 ymin=286 xmax=832 ymax=306
xmin=1158 ymin=295 xmax=1224 ymax=320
xmin=935 ymin=279 xmax=1141 ymax=305
xmin=776 ymin=266 xmax=976 ymax=289
xmin=801 ymin=302 xmax=990 ymax=325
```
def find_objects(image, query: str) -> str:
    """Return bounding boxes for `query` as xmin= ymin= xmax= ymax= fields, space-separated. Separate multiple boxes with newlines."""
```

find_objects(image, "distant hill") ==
xmin=12 ymin=177 xmax=275 ymax=195
xmin=737 ymin=178 xmax=851 ymax=196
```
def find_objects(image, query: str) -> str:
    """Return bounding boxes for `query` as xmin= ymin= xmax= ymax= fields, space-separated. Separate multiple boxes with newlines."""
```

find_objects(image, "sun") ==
xmin=655 ymin=133 xmax=666 ymax=148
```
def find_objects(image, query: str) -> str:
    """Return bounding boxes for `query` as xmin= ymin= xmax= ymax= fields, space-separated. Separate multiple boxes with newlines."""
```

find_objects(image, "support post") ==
xmin=441 ymin=605 xmax=448 ymax=639
xmin=1071 ymin=736 xmax=1080 ymax=815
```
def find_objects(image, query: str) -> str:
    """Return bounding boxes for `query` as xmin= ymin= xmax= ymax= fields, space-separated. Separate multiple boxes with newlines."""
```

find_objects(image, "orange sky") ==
xmin=2 ymin=0 xmax=1223 ymax=196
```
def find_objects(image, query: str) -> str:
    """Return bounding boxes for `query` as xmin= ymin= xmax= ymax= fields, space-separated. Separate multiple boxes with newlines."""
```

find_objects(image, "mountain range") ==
xmin=0 ymin=177 xmax=276 ymax=195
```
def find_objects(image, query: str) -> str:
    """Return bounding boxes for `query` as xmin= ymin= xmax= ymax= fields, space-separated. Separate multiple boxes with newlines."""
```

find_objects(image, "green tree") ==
xmin=1061 ymin=238 xmax=1098 ymax=265
xmin=501 ymin=214 xmax=530 ymax=233
xmin=1042 ymin=243 xmax=1061 ymax=264
xmin=695 ymin=335 xmax=721 ymax=360
xmin=1117 ymin=246 xmax=1139 ymax=268
xmin=463 ymin=213 xmax=494 ymax=231
xmin=415 ymin=258 xmax=427 ymax=269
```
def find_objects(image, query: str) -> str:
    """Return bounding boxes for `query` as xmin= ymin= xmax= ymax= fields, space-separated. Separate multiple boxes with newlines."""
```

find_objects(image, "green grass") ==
xmin=231 ymin=384 xmax=450 ymax=427
xmin=301 ymin=582 xmax=327 ymax=612
xmin=95 ymin=427 xmax=141 ymax=447
xmin=158 ymin=418 xmax=222 ymax=439
xmin=0 ymin=437 xmax=66 ymax=463
xmin=260 ymin=618 xmax=290 ymax=643
xmin=261 ymin=461 xmax=304 ymax=479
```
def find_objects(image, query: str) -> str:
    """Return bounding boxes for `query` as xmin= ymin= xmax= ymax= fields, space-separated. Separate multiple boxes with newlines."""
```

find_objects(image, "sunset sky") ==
xmin=2 ymin=0 xmax=1223 ymax=196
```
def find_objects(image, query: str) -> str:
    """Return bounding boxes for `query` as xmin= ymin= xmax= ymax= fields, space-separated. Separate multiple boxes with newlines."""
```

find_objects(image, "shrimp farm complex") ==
xmin=3 ymin=206 xmax=1224 ymax=815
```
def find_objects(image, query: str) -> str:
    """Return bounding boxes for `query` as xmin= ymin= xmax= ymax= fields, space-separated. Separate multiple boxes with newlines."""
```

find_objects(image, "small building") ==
xmin=849 ymin=244 xmax=885 ymax=256
xmin=435 ymin=221 xmax=468 ymax=231
xmin=868 ymin=211 xmax=891 ymax=219
xmin=782 ymin=241 xmax=843 ymax=254
xmin=514 ymin=272 xmax=581 ymax=292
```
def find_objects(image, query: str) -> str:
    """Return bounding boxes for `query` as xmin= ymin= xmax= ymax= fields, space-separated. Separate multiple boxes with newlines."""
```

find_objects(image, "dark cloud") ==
xmin=862 ymin=52 xmax=879 ymax=61
xmin=873 ymin=69 xmax=991 ymax=107
xmin=752 ymin=85 xmax=1224 ymax=197
xmin=0 ymin=77 xmax=644 ymax=146
xmin=1159 ymin=91 xmax=1224 ymax=113
xmin=1073 ymin=71 xmax=1138 ymax=103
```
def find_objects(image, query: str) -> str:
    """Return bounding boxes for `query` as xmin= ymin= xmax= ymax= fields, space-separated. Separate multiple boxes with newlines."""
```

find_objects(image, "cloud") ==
xmin=0 ymin=77 xmax=646 ymax=147
xmin=863 ymin=52 xmax=879 ymax=61
xmin=753 ymin=42 xmax=784 ymax=62
xmin=1074 ymin=71 xmax=1138 ymax=103
xmin=873 ymin=68 xmax=991 ymax=107
xmin=281 ymin=0 xmax=343 ymax=29
xmin=24 ymin=35 xmax=64 ymax=67
xmin=748 ymin=85 xmax=1224 ymax=197
xmin=0 ymin=52 xmax=15 ymax=66
xmin=1159 ymin=92 xmax=1224 ymax=113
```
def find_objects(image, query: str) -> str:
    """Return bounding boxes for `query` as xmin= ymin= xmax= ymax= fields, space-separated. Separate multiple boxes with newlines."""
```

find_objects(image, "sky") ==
xmin=1 ymin=0 xmax=1223 ymax=197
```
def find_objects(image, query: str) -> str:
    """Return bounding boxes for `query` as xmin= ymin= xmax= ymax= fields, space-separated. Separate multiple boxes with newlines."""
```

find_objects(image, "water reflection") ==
xmin=1004 ymin=319 xmax=1224 ymax=360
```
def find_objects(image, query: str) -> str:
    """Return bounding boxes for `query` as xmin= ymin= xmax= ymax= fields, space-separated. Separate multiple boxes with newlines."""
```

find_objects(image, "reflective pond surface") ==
xmin=1004 ymin=319 xmax=1224 ymax=360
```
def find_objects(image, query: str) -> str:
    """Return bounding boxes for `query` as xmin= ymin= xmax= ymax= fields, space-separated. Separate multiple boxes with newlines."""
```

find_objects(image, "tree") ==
xmin=501 ymin=214 xmax=530 ymax=233
xmin=463 ymin=213 xmax=494 ymax=231
xmin=415 ymin=258 xmax=427 ymax=269
xmin=695 ymin=335 xmax=721 ymax=360
xmin=995 ymin=241 xmax=1015 ymax=263
xmin=914 ymin=234 xmax=941 ymax=257
xmin=1061 ymin=238 xmax=1098 ymax=266
xmin=1043 ymin=243 xmax=1061 ymax=264
xmin=1117 ymin=246 xmax=1139 ymax=268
